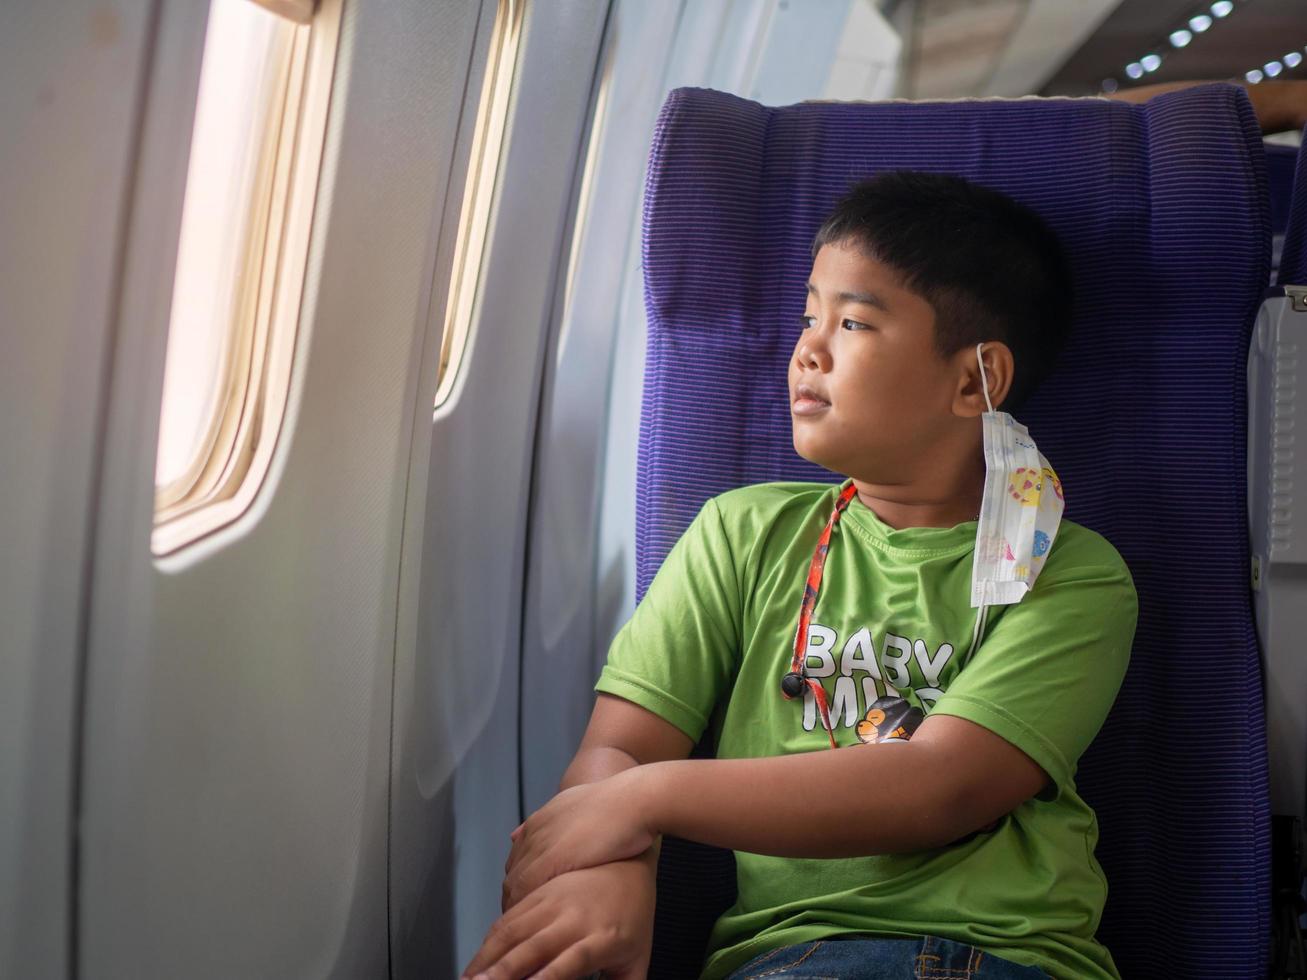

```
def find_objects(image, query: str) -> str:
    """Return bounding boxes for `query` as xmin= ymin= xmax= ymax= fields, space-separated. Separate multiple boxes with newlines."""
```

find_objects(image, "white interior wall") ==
xmin=77 ymin=0 xmax=485 ymax=975
xmin=0 ymin=2 xmax=186 ymax=975
xmin=395 ymin=1 xmax=612 ymax=973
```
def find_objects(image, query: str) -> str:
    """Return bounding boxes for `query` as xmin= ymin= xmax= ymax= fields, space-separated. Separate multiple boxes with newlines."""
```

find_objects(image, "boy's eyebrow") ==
xmin=805 ymin=280 xmax=892 ymax=313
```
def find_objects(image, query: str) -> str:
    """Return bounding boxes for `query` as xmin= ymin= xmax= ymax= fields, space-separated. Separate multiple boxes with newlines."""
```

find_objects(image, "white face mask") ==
xmin=971 ymin=343 xmax=1064 ymax=608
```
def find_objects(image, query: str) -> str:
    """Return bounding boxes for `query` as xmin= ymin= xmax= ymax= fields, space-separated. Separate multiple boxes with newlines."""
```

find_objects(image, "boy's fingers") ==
xmin=461 ymin=897 xmax=549 ymax=979
xmin=500 ymin=864 xmax=538 ymax=912
xmin=502 ymin=864 xmax=533 ymax=911
xmin=503 ymin=850 xmax=535 ymax=906
xmin=504 ymin=830 xmax=532 ymax=877
xmin=524 ymin=938 xmax=602 ymax=980
xmin=504 ymin=852 xmax=562 ymax=911
xmin=463 ymin=924 xmax=575 ymax=980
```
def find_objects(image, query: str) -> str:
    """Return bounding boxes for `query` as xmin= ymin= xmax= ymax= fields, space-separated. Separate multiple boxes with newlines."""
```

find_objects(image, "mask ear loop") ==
xmin=975 ymin=342 xmax=995 ymax=414
xmin=972 ymin=342 xmax=993 ymax=654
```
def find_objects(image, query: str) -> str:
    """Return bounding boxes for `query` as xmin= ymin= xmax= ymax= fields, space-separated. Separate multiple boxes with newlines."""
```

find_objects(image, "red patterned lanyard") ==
xmin=781 ymin=481 xmax=860 ymax=749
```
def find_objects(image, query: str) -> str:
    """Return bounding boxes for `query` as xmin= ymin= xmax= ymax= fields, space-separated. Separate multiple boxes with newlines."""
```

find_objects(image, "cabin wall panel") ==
xmin=390 ymin=1 xmax=611 ymax=973
xmin=78 ymin=0 xmax=481 ymax=976
xmin=0 ymin=2 xmax=167 ymax=976
xmin=520 ymin=0 xmax=683 ymax=815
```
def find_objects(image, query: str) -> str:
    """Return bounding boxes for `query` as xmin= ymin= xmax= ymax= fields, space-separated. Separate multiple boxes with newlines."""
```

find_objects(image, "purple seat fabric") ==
xmin=1267 ymin=142 xmax=1297 ymax=240
xmin=1277 ymin=131 xmax=1307 ymax=286
xmin=636 ymin=84 xmax=1271 ymax=978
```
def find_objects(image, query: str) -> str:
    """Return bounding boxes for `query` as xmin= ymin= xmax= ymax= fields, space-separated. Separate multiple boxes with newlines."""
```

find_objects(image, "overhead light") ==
xmin=1141 ymin=53 xmax=1162 ymax=73
xmin=1265 ymin=60 xmax=1284 ymax=77
xmin=1246 ymin=69 xmax=1264 ymax=83
xmin=1126 ymin=62 xmax=1145 ymax=80
xmin=1211 ymin=1 xmax=1234 ymax=17
xmin=1190 ymin=14 xmax=1213 ymax=32
xmin=1286 ymin=52 xmax=1303 ymax=68
xmin=1170 ymin=29 xmax=1193 ymax=48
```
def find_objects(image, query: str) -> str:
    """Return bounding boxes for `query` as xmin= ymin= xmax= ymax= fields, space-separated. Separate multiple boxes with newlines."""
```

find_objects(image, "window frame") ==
xmin=433 ymin=0 xmax=526 ymax=408
xmin=152 ymin=0 xmax=344 ymax=556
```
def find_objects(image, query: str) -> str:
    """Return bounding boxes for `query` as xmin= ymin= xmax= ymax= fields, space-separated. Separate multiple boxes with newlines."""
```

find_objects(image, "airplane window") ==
xmin=152 ymin=0 xmax=342 ymax=556
xmin=434 ymin=0 xmax=525 ymax=408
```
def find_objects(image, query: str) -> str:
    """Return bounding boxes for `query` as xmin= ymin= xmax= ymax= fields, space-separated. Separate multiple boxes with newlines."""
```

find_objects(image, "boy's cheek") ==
xmin=790 ymin=428 xmax=813 ymax=462
xmin=791 ymin=426 xmax=835 ymax=466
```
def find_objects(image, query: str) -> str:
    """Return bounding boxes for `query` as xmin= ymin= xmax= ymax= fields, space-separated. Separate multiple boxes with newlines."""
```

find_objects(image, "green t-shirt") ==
xmin=595 ymin=481 xmax=1138 ymax=980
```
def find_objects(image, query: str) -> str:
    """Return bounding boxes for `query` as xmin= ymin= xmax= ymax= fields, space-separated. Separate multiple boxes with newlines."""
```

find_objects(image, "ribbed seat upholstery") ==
xmin=636 ymin=84 xmax=1271 ymax=978
xmin=1277 ymin=133 xmax=1307 ymax=286
xmin=1267 ymin=142 xmax=1297 ymax=239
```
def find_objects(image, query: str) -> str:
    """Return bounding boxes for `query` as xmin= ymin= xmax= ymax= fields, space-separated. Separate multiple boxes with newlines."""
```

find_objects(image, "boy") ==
xmin=463 ymin=171 xmax=1137 ymax=980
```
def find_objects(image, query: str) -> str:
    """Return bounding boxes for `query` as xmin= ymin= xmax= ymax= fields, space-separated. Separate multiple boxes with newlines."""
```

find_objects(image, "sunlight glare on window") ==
xmin=434 ymin=0 xmax=525 ymax=408
xmin=155 ymin=0 xmax=292 ymax=493
xmin=152 ymin=0 xmax=341 ymax=556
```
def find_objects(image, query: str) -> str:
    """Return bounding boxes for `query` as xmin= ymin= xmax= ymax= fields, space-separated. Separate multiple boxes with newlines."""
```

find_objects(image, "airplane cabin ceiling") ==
xmin=895 ymin=0 xmax=1307 ymax=99
xmin=1043 ymin=0 xmax=1307 ymax=96
xmin=905 ymin=0 xmax=1031 ymax=98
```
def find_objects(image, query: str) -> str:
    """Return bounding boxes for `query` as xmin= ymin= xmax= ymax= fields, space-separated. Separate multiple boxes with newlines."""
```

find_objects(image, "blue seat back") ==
xmin=1267 ymin=141 xmax=1297 ymax=243
xmin=1277 ymin=134 xmax=1307 ymax=286
xmin=637 ymin=84 xmax=1271 ymax=978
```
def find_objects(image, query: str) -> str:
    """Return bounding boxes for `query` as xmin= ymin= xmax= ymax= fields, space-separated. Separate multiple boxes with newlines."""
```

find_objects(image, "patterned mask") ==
xmin=970 ymin=343 xmax=1065 ymax=608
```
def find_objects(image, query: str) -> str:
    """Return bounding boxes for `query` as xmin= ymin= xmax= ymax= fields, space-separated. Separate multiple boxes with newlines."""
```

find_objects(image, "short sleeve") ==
xmin=929 ymin=552 xmax=1138 ymax=797
xmin=595 ymin=498 xmax=742 ymax=742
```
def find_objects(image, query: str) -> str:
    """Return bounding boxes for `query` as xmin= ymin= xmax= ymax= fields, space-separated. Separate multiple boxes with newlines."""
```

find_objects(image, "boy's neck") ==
xmin=850 ymin=454 xmax=986 ymax=531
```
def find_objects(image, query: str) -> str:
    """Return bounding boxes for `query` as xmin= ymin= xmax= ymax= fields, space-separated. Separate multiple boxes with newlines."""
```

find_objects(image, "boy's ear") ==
xmin=952 ymin=341 xmax=1014 ymax=417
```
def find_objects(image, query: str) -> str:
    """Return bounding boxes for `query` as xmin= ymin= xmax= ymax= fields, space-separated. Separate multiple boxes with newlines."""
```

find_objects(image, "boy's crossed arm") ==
xmin=462 ymin=693 xmax=693 ymax=980
xmin=465 ymin=693 xmax=1046 ymax=980
xmin=505 ymin=706 xmax=1045 ymax=899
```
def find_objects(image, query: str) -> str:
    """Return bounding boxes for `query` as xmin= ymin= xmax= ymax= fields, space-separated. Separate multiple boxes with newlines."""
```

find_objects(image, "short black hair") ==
xmin=811 ymin=170 xmax=1072 ymax=412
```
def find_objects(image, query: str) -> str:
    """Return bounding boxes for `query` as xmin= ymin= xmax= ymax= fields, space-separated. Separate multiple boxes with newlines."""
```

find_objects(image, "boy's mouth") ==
xmin=792 ymin=384 xmax=831 ymax=416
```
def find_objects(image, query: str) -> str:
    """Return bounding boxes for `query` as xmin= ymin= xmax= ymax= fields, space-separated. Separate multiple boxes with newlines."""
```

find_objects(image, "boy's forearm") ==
xmin=560 ymin=744 xmax=642 ymax=789
xmin=637 ymin=742 xmax=967 ymax=857
xmin=559 ymin=691 xmax=696 ymax=791
xmin=560 ymin=746 xmax=663 ymax=866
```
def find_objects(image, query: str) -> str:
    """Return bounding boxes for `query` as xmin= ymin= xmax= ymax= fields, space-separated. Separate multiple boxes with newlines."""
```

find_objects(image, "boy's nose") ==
xmin=795 ymin=333 xmax=831 ymax=371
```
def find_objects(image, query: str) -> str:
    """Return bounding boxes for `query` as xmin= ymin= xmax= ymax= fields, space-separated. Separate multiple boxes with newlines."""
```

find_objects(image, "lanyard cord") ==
xmin=781 ymin=481 xmax=859 ymax=749
xmin=781 ymin=480 xmax=994 ymax=751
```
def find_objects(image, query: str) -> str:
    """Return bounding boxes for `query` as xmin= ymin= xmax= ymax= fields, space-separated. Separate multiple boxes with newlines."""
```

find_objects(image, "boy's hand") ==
xmin=462 ymin=857 xmax=655 ymax=980
xmin=503 ymin=768 xmax=658 ymax=908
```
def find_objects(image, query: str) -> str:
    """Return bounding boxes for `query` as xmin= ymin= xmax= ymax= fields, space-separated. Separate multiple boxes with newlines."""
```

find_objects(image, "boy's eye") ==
xmin=842 ymin=318 xmax=872 ymax=331
xmin=799 ymin=314 xmax=816 ymax=329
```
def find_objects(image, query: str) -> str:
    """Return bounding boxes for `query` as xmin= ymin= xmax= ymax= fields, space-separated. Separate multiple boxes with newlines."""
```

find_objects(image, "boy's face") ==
xmin=791 ymin=242 xmax=968 ymax=481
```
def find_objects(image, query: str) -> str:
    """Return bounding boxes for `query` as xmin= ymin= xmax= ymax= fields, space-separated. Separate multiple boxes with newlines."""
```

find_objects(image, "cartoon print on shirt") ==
xmin=799 ymin=622 xmax=955 ymax=732
xmin=855 ymin=696 xmax=925 ymax=743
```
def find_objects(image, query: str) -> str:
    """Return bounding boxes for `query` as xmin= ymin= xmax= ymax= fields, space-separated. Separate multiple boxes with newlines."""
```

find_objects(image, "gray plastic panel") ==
xmin=519 ymin=0 xmax=683 ymax=816
xmin=77 ymin=1 xmax=483 ymax=976
xmin=389 ymin=1 xmax=611 ymax=975
xmin=1249 ymin=289 xmax=1307 ymax=821
xmin=0 ymin=2 xmax=173 ymax=977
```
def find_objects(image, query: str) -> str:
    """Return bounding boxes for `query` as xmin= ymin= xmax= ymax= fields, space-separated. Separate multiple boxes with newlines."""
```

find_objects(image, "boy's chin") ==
xmin=791 ymin=438 xmax=847 ymax=476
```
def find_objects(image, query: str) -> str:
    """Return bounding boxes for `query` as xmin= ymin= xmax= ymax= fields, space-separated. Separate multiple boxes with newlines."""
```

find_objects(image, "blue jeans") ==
xmin=725 ymin=935 xmax=1049 ymax=979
